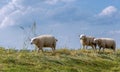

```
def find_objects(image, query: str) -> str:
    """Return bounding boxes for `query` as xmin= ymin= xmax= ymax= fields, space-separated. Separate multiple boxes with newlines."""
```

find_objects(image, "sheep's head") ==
xmin=94 ymin=38 xmax=101 ymax=44
xmin=31 ymin=38 xmax=38 ymax=44
xmin=79 ymin=34 xmax=86 ymax=40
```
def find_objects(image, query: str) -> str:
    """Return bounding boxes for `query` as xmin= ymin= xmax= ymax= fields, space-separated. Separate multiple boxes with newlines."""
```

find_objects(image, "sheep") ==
xmin=94 ymin=38 xmax=116 ymax=52
xmin=31 ymin=35 xmax=58 ymax=53
xmin=79 ymin=34 xmax=96 ymax=50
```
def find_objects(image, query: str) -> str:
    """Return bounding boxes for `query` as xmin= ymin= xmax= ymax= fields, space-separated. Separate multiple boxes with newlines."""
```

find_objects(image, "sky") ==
xmin=0 ymin=0 xmax=120 ymax=50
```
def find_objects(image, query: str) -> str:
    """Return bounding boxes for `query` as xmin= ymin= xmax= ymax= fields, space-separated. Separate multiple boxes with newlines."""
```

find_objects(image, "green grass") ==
xmin=0 ymin=47 xmax=120 ymax=72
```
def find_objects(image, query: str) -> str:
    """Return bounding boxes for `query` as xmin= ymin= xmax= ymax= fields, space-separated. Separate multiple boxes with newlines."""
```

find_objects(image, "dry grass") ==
xmin=0 ymin=47 xmax=120 ymax=72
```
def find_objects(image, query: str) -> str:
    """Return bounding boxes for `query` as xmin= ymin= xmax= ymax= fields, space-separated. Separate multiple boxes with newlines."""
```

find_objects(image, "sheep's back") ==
xmin=101 ymin=38 xmax=115 ymax=47
xmin=37 ymin=35 xmax=56 ymax=46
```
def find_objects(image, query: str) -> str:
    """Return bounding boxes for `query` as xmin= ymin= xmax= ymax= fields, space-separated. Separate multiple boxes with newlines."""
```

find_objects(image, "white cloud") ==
xmin=0 ymin=0 xmax=26 ymax=29
xmin=0 ymin=0 xmax=77 ymax=29
xmin=0 ymin=1 xmax=16 ymax=28
xmin=45 ymin=0 xmax=58 ymax=5
xmin=0 ymin=17 xmax=15 ymax=28
xmin=45 ymin=0 xmax=75 ymax=5
xmin=61 ymin=0 xmax=76 ymax=2
xmin=98 ymin=6 xmax=117 ymax=16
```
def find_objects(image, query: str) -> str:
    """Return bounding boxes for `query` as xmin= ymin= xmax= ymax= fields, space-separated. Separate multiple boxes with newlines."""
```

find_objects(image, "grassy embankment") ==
xmin=0 ymin=47 xmax=120 ymax=72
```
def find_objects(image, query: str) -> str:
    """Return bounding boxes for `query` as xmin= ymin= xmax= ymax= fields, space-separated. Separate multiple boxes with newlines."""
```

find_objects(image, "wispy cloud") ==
xmin=0 ymin=16 xmax=15 ymax=28
xmin=0 ymin=0 xmax=78 ymax=29
xmin=98 ymin=6 xmax=117 ymax=16
xmin=45 ymin=0 xmax=58 ymax=5
xmin=93 ymin=6 xmax=120 ymax=25
xmin=45 ymin=0 xmax=76 ymax=5
xmin=0 ymin=0 xmax=42 ymax=29
xmin=0 ymin=0 xmax=24 ymax=28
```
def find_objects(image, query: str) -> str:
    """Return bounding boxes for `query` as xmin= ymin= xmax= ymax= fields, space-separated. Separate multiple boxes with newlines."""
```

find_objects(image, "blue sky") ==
xmin=0 ymin=0 xmax=120 ymax=50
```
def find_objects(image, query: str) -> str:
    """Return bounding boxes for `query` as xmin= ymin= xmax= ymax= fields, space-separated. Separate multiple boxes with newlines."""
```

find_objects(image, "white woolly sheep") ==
xmin=31 ymin=35 xmax=58 ymax=53
xmin=94 ymin=38 xmax=116 ymax=52
xmin=79 ymin=34 xmax=96 ymax=50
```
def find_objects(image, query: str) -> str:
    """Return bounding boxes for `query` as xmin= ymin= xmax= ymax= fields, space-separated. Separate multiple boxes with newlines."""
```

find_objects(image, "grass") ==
xmin=0 ymin=47 xmax=120 ymax=72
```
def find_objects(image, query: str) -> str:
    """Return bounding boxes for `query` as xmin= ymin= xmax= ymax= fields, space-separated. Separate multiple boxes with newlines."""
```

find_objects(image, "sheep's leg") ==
xmin=38 ymin=48 xmax=40 ymax=53
xmin=99 ymin=47 xmax=101 ymax=52
xmin=53 ymin=47 xmax=56 ymax=51
xmin=103 ymin=48 xmax=105 ymax=52
xmin=102 ymin=44 xmax=106 ymax=52
xmin=113 ymin=47 xmax=116 ymax=54
xmin=113 ymin=48 xmax=115 ymax=52
xmin=52 ymin=43 xmax=56 ymax=53
xmin=52 ymin=47 xmax=55 ymax=53
xmin=112 ymin=46 xmax=115 ymax=52
xmin=94 ymin=44 xmax=97 ymax=50
xmin=40 ymin=48 xmax=43 ymax=52
xmin=91 ymin=45 xmax=95 ymax=51
xmin=82 ymin=45 xmax=85 ymax=49
xmin=38 ymin=47 xmax=43 ymax=53
xmin=86 ymin=46 xmax=88 ymax=49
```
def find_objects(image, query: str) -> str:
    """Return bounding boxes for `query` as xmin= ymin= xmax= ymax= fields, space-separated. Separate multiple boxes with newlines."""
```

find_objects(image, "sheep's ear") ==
xmin=33 ymin=38 xmax=37 ymax=42
xmin=33 ymin=38 xmax=36 ymax=41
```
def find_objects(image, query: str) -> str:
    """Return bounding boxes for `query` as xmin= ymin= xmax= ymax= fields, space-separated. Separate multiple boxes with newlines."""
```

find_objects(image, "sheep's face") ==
xmin=94 ymin=39 xmax=99 ymax=44
xmin=80 ymin=34 xmax=86 ymax=40
xmin=31 ymin=38 xmax=37 ymax=44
